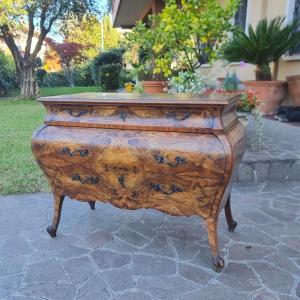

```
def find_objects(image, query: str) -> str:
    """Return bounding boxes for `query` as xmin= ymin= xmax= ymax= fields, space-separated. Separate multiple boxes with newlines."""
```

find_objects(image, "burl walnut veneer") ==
xmin=32 ymin=93 xmax=246 ymax=272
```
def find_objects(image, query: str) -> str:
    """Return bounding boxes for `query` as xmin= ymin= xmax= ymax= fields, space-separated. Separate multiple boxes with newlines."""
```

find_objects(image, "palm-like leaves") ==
xmin=222 ymin=17 xmax=300 ymax=80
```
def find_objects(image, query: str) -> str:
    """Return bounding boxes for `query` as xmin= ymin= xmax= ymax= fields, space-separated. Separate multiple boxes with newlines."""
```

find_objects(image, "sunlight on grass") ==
xmin=40 ymin=86 xmax=102 ymax=97
xmin=0 ymin=86 xmax=102 ymax=195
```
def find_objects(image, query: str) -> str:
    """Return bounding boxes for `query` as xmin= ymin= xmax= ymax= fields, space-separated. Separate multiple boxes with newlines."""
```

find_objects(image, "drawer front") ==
xmin=44 ymin=104 xmax=215 ymax=133
xmin=33 ymin=126 xmax=226 ymax=218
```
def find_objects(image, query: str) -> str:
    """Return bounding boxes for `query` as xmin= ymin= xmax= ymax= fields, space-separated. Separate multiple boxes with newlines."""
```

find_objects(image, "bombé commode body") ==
xmin=32 ymin=93 xmax=246 ymax=272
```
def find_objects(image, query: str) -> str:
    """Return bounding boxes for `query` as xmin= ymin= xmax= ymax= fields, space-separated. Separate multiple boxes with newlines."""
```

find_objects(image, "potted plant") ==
xmin=287 ymin=75 xmax=300 ymax=106
xmin=136 ymin=48 xmax=166 ymax=93
xmin=222 ymin=17 xmax=300 ymax=115
xmin=126 ymin=22 xmax=166 ymax=94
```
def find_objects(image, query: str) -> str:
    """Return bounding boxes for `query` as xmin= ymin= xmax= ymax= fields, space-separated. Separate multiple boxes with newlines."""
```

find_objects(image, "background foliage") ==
xmin=93 ymin=48 xmax=124 ymax=90
xmin=126 ymin=0 xmax=239 ymax=78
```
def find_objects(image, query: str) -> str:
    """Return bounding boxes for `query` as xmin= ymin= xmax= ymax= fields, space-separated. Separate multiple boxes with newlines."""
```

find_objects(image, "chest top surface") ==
xmin=39 ymin=92 xmax=239 ymax=106
xmin=38 ymin=93 xmax=241 ymax=134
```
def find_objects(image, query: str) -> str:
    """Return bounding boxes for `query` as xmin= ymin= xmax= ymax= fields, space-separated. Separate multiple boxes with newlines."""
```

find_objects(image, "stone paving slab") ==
xmin=0 ymin=182 xmax=300 ymax=299
xmin=237 ymin=116 xmax=300 ymax=183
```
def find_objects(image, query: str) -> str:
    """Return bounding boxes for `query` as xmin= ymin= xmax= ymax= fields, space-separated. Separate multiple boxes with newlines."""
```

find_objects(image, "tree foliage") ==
xmin=61 ymin=14 xmax=122 ymax=60
xmin=61 ymin=15 xmax=101 ymax=59
xmin=46 ymin=38 xmax=83 ymax=86
xmin=102 ymin=15 xmax=122 ymax=50
xmin=44 ymin=47 xmax=62 ymax=72
xmin=0 ymin=0 xmax=24 ymax=28
xmin=0 ymin=0 xmax=98 ymax=98
xmin=0 ymin=49 xmax=17 ymax=94
xmin=127 ymin=0 xmax=239 ymax=77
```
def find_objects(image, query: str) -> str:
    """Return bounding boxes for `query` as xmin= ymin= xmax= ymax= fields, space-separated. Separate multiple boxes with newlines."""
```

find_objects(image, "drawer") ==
xmin=44 ymin=104 xmax=216 ymax=133
xmin=33 ymin=126 xmax=226 ymax=217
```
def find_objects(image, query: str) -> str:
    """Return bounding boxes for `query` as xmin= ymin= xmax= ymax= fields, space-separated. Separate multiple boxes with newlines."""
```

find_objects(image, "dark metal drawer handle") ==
xmin=72 ymin=175 xmax=99 ymax=184
xmin=59 ymin=147 xmax=89 ymax=157
xmin=118 ymin=175 xmax=126 ymax=188
xmin=65 ymin=110 xmax=88 ymax=117
xmin=119 ymin=110 xmax=127 ymax=121
xmin=150 ymin=183 xmax=183 ymax=195
xmin=166 ymin=111 xmax=192 ymax=121
xmin=153 ymin=154 xmax=186 ymax=167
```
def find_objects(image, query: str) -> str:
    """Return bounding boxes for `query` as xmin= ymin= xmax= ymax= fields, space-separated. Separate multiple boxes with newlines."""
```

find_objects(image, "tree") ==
xmin=47 ymin=39 xmax=83 ymax=87
xmin=61 ymin=15 xmax=101 ymax=59
xmin=44 ymin=47 xmax=62 ymax=72
xmin=0 ymin=0 xmax=97 ymax=98
xmin=61 ymin=14 xmax=122 ymax=60
xmin=102 ymin=15 xmax=122 ymax=50
xmin=129 ymin=0 xmax=239 ymax=77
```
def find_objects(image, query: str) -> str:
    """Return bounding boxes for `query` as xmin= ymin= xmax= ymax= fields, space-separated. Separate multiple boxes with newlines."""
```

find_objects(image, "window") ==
xmin=234 ymin=0 xmax=248 ymax=31
xmin=287 ymin=0 xmax=300 ymax=55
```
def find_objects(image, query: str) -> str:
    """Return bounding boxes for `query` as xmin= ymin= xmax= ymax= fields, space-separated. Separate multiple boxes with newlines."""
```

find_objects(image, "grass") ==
xmin=40 ymin=86 xmax=102 ymax=97
xmin=0 ymin=86 xmax=102 ymax=195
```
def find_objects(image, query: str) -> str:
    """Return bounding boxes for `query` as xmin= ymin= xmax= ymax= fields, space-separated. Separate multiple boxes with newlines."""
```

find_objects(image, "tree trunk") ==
xmin=65 ymin=63 xmax=75 ymax=87
xmin=255 ymin=65 xmax=272 ymax=81
xmin=20 ymin=65 xmax=39 ymax=99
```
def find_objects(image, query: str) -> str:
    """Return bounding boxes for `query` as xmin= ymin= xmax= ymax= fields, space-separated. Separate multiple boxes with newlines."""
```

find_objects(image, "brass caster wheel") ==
xmin=228 ymin=220 xmax=237 ymax=232
xmin=47 ymin=225 xmax=57 ymax=238
xmin=212 ymin=256 xmax=225 ymax=273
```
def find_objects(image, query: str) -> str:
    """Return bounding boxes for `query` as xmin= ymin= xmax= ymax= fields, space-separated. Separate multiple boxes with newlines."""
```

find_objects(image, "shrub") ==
xmin=42 ymin=72 xmax=69 ymax=87
xmin=36 ymin=69 xmax=47 ymax=86
xmin=94 ymin=48 xmax=123 ymax=66
xmin=73 ymin=64 xmax=95 ymax=87
xmin=119 ymin=69 xmax=134 ymax=87
xmin=99 ymin=63 xmax=122 ymax=91
xmin=93 ymin=48 xmax=124 ymax=91
xmin=0 ymin=50 xmax=18 ymax=94
xmin=223 ymin=72 xmax=241 ymax=91
xmin=40 ymin=64 xmax=95 ymax=88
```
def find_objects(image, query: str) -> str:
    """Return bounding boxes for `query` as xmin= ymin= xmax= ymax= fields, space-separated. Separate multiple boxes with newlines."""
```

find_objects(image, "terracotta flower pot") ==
xmin=243 ymin=80 xmax=287 ymax=115
xmin=142 ymin=81 xmax=166 ymax=94
xmin=286 ymin=75 xmax=300 ymax=106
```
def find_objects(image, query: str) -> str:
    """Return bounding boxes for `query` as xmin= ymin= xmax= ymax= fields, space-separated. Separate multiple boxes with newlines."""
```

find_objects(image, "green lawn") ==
xmin=0 ymin=86 xmax=102 ymax=195
xmin=40 ymin=86 xmax=102 ymax=97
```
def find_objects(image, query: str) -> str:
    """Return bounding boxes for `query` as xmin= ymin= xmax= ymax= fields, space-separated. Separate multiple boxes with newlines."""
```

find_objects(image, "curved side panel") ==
xmin=208 ymin=121 xmax=246 ymax=221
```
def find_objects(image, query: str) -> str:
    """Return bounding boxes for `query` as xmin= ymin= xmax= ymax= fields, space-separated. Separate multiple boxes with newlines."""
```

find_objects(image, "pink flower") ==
xmin=240 ymin=61 xmax=247 ymax=68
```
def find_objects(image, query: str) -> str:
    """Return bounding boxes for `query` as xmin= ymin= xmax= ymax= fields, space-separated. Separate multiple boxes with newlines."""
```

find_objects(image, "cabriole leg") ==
xmin=205 ymin=220 xmax=224 ymax=272
xmin=88 ymin=201 xmax=95 ymax=210
xmin=225 ymin=194 xmax=237 ymax=232
xmin=47 ymin=194 xmax=65 ymax=238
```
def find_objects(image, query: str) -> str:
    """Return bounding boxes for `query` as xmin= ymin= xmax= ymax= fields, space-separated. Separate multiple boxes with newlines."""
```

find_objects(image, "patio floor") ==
xmin=0 ymin=182 xmax=300 ymax=299
xmin=237 ymin=115 xmax=300 ymax=184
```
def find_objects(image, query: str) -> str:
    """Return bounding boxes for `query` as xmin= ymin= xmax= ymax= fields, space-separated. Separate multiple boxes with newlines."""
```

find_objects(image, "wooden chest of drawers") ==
xmin=32 ymin=93 xmax=246 ymax=272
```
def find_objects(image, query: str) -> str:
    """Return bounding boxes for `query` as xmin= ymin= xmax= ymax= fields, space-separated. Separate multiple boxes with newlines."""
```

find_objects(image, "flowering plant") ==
xmin=238 ymin=90 xmax=259 ymax=112
xmin=124 ymin=82 xmax=144 ymax=93
xmin=205 ymin=89 xmax=259 ymax=112
xmin=167 ymin=71 xmax=217 ymax=94
xmin=205 ymin=88 xmax=263 ymax=148
xmin=125 ymin=82 xmax=135 ymax=92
